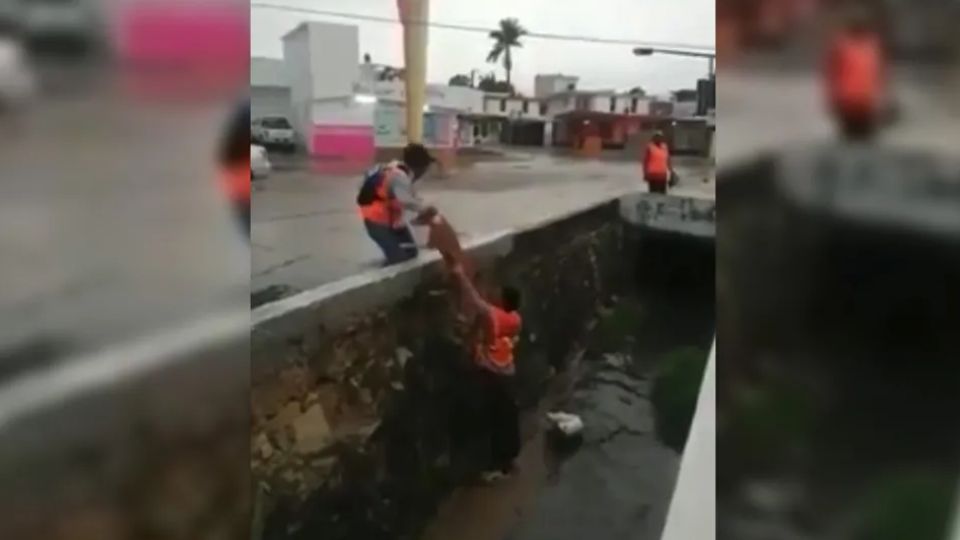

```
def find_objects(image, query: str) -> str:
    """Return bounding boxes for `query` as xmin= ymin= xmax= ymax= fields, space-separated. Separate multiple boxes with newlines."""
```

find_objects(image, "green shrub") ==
xmin=651 ymin=346 xmax=708 ymax=453
xmin=853 ymin=470 xmax=955 ymax=540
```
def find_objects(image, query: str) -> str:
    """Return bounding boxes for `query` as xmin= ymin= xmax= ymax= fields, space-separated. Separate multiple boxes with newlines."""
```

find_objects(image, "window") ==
xmin=576 ymin=97 xmax=590 ymax=110
xmin=631 ymin=98 xmax=638 ymax=113
xmin=262 ymin=117 xmax=292 ymax=129
xmin=500 ymin=99 xmax=506 ymax=112
xmin=522 ymin=100 xmax=529 ymax=113
xmin=539 ymin=102 xmax=548 ymax=116
xmin=609 ymin=97 xmax=616 ymax=113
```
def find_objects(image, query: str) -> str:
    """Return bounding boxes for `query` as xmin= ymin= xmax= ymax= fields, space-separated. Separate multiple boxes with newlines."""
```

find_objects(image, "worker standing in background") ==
xmin=643 ymin=131 xmax=672 ymax=194
xmin=450 ymin=262 xmax=523 ymax=482
xmin=219 ymin=99 xmax=251 ymax=238
xmin=824 ymin=6 xmax=886 ymax=140
xmin=357 ymin=143 xmax=438 ymax=265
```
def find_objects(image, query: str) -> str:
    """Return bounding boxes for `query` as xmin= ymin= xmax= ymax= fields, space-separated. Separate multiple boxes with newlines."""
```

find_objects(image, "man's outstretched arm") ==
xmin=451 ymin=264 xmax=492 ymax=315
xmin=391 ymin=173 xmax=437 ymax=223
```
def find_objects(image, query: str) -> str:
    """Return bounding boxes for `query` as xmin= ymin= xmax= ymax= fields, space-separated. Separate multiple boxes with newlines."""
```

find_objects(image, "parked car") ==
xmin=251 ymin=144 xmax=271 ymax=179
xmin=252 ymin=116 xmax=295 ymax=151
xmin=20 ymin=0 xmax=103 ymax=58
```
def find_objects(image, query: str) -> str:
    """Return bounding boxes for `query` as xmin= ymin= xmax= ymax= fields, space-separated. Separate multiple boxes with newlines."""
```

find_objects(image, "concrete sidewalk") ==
xmin=251 ymin=151 xmax=715 ymax=303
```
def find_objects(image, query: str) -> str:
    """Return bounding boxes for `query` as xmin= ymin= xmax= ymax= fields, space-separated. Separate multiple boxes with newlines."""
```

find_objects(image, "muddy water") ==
xmin=423 ymin=234 xmax=715 ymax=540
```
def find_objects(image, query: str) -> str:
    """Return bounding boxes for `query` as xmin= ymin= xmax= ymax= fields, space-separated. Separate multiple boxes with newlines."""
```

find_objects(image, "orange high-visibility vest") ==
xmin=220 ymin=162 xmax=250 ymax=203
xmin=828 ymin=33 xmax=882 ymax=114
xmin=477 ymin=307 xmax=521 ymax=373
xmin=645 ymin=142 xmax=670 ymax=179
xmin=358 ymin=165 xmax=405 ymax=228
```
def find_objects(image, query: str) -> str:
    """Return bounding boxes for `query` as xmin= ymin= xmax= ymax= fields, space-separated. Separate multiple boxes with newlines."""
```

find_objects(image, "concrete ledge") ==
xmin=620 ymin=192 xmax=716 ymax=238
xmin=661 ymin=340 xmax=716 ymax=540
xmin=0 ymin=308 xmax=250 ymax=538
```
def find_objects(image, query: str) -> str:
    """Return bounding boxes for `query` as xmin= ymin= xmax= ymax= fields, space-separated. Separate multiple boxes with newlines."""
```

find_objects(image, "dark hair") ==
xmin=501 ymin=286 xmax=521 ymax=312
xmin=402 ymin=143 xmax=434 ymax=178
xmin=221 ymin=100 xmax=250 ymax=166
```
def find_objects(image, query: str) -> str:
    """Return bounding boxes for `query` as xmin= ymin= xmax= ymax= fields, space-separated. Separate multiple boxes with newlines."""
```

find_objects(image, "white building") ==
xmin=249 ymin=21 xmax=484 ymax=159
xmin=250 ymin=57 xmax=293 ymax=130
xmin=534 ymin=74 xmax=579 ymax=98
xmin=247 ymin=20 xmax=711 ymax=156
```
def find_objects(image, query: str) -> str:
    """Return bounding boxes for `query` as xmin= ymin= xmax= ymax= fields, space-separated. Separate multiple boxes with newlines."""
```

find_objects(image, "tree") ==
xmin=448 ymin=74 xmax=472 ymax=87
xmin=486 ymin=18 xmax=527 ymax=92
xmin=476 ymin=73 xmax=514 ymax=94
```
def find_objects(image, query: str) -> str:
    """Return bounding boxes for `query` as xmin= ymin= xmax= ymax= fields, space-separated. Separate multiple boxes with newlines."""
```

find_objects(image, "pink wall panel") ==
xmin=114 ymin=1 xmax=248 ymax=97
xmin=310 ymin=125 xmax=375 ymax=161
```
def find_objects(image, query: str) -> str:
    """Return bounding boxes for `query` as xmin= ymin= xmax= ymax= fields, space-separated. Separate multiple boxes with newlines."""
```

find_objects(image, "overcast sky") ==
xmin=250 ymin=0 xmax=714 ymax=96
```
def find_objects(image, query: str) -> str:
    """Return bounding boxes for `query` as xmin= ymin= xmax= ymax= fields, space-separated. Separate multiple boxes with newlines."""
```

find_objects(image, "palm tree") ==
xmin=486 ymin=18 xmax=527 ymax=93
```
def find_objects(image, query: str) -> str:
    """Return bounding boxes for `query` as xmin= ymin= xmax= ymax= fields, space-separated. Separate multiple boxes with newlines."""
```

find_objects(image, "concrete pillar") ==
xmin=398 ymin=0 xmax=429 ymax=144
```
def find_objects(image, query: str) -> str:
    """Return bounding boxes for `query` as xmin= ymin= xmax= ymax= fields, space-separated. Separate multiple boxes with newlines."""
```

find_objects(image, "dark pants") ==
xmin=647 ymin=181 xmax=667 ymax=194
xmin=833 ymin=103 xmax=878 ymax=141
xmin=476 ymin=368 xmax=520 ymax=472
xmin=839 ymin=113 xmax=877 ymax=141
xmin=364 ymin=220 xmax=418 ymax=265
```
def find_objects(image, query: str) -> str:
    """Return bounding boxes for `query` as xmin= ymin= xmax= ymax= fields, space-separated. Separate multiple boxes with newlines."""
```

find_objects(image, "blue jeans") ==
xmin=364 ymin=220 xmax=418 ymax=265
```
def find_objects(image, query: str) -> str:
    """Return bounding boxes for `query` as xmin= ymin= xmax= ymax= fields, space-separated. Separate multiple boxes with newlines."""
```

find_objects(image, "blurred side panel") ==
xmin=716 ymin=0 xmax=960 ymax=539
xmin=0 ymin=314 xmax=249 ymax=540
xmin=0 ymin=0 xmax=251 ymax=538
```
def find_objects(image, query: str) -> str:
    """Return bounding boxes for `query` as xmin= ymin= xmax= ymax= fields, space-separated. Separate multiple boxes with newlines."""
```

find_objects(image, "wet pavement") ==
xmin=251 ymin=150 xmax=715 ymax=305
xmin=718 ymin=67 xmax=960 ymax=166
xmin=0 ymin=89 xmax=248 ymax=365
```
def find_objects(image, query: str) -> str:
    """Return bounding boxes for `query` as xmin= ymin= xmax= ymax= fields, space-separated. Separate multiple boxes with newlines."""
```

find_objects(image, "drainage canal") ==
xmin=253 ymin=197 xmax=715 ymax=540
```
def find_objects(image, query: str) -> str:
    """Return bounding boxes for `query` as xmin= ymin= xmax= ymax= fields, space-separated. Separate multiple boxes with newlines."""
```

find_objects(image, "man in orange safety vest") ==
xmin=450 ymin=261 xmax=523 ymax=482
xmin=824 ymin=8 xmax=886 ymax=140
xmin=643 ymin=131 xmax=672 ymax=194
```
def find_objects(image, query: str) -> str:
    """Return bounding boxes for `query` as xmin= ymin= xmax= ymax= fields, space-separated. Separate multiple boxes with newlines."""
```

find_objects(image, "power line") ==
xmin=250 ymin=3 xmax=715 ymax=54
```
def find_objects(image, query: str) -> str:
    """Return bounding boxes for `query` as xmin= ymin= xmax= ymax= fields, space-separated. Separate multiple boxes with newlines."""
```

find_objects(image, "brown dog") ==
xmin=427 ymin=215 xmax=479 ymax=317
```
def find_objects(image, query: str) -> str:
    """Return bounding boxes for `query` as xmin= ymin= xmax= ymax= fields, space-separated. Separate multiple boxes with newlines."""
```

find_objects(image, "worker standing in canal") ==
xmin=450 ymin=261 xmax=523 ymax=482
xmin=357 ymin=143 xmax=439 ymax=265
xmin=643 ymin=131 xmax=672 ymax=194
xmin=824 ymin=6 xmax=887 ymax=141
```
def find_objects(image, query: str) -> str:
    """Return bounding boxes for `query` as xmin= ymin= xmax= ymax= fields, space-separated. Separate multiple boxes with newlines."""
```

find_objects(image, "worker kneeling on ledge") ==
xmin=357 ymin=143 xmax=438 ymax=265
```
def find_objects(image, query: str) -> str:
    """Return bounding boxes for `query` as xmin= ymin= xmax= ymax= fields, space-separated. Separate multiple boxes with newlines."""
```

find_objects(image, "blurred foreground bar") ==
xmin=0 ymin=312 xmax=249 ymax=539
xmin=0 ymin=0 xmax=250 ymax=538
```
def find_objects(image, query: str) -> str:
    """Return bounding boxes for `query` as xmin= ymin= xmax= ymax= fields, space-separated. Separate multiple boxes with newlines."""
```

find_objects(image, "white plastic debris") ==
xmin=546 ymin=411 xmax=584 ymax=437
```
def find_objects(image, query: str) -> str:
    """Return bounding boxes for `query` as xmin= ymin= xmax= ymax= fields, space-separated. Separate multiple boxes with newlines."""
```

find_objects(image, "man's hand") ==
xmin=413 ymin=205 xmax=438 ymax=224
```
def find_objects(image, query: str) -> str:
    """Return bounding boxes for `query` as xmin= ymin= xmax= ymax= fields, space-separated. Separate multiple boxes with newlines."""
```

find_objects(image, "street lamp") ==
xmin=633 ymin=46 xmax=716 ymax=77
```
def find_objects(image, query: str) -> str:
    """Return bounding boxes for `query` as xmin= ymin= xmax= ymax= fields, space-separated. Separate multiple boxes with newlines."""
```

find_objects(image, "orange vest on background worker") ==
xmin=358 ymin=163 xmax=406 ymax=228
xmin=220 ymin=162 xmax=250 ymax=204
xmin=477 ymin=307 xmax=522 ymax=374
xmin=827 ymin=31 xmax=883 ymax=117
xmin=644 ymin=141 xmax=670 ymax=181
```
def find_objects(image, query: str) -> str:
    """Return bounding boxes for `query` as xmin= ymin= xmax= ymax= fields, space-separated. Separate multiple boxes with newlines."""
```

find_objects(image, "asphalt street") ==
xmin=251 ymin=150 xmax=715 ymax=303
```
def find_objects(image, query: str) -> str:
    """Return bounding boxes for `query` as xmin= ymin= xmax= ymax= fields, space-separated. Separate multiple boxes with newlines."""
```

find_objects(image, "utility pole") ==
xmin=633 ymin=47 xmax=716 ymax=78
xmin=398 ymin=0 xmax=430 ymax=143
